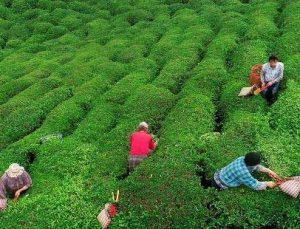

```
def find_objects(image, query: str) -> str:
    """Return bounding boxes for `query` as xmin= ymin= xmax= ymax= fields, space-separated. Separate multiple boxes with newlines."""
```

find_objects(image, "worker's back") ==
xmin=219 ymin=157 xmax=256 ymax=188
xmin=130 ymin=131 xmax=155 ymax=156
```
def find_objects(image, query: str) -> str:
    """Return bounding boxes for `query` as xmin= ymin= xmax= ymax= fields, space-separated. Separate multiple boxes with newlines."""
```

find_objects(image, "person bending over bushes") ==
xmin=128 ymin=122 xmax=158 ymax=172
xmin=212 ymin=152 xmax=279 ymax=191
xmin=0 ymin=163 xmax=32 ymax=210
xmin=260 ymin=55 xmax=284 ymax=105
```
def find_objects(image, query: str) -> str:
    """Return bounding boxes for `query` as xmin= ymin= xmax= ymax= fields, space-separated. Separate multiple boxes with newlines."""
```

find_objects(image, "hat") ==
xmin=5 ymin=163 xmax=25 ymax=178
xmin=244 ymin=152 xmax=261 ymax=166
xmin=138 ymin=122 xmax=149 ymax=129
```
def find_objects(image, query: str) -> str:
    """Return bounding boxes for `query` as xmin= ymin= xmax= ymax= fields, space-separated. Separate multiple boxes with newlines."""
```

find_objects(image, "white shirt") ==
xmin=260 ymin=62 xmax=284 ymax=84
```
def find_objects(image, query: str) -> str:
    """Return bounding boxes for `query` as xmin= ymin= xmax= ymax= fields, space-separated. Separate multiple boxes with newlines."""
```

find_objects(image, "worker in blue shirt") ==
xmin=212 ymin=152 xmax=280 ymax=191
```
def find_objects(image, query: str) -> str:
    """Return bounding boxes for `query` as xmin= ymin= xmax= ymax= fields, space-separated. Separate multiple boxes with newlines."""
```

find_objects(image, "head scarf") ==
xmin=5 ymin=163 xmax=25 ymax=178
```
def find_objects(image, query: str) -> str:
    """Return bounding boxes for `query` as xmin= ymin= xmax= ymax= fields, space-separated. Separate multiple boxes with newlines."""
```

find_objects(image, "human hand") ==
xmin=266 ymin=82 xmax=273 ymax=87
xmin=268 ymin=171 xmax=282 ymax=180
xmin=266 ymin=181 xmax=277 ymax=188
xmin=13 ymin=190 xmax=21 ymax=203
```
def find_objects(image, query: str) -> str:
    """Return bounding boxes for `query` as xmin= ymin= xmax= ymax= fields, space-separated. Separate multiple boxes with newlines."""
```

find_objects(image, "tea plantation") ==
xmin=0 ymin=0 xmax=299 ymax=228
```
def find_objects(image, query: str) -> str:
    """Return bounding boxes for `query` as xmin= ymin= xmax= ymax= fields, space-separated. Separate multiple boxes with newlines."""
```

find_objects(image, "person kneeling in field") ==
xmin=212 ymin=152 xmax=279 ymax=191
xmin=128 ymin=122 xmax=158 ymax=172
xmin=0 ymin=163 xmax=32 ymax=210
xmin=260 ymin=55 xmax=284 ymax=104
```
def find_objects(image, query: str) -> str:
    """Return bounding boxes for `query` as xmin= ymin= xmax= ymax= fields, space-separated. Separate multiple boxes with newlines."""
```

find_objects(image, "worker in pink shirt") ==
xmin=128 ymin=122 xmax=158 ymax=171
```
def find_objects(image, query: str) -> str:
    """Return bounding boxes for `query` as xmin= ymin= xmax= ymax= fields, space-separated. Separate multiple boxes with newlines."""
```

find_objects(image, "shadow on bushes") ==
xmin=196 ymin=161 xmax=212 ymax=189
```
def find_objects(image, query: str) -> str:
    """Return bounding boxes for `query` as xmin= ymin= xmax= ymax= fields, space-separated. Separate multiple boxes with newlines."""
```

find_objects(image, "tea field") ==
xmin=0 ymin=0 xmax=299 ymax=228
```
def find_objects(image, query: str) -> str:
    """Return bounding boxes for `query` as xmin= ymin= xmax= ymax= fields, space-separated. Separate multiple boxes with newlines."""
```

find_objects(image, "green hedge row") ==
xmin=150 ymin=7 xmax=220 ymax=93
xmin=114 ymin=92 xmax=215 ymax=228
xmin=112 ymin=6 xmax=245 ymax=227
xmin=1 ymin=82 xmax=176 ymax=218
xmin=198 ymin=110 xmax=299 ymax=228
xmin=0 ymin=77 xmax=62 ymax=118
xmin=0 ymin=73 xmax=116 ymax=154
xmin=104 ymin=72 xmax=153 ymax=104
xmin=0 ymin=0 xmax=299 ymax=228
xmin=269 ymin=80 xmax=300 ymax=137
xmin=0 ymin=52 xmax=36 ymax=79
xmin=244 ymin=1 xmax=279 ymax=42
xmin=152 ymin=25 xmax=214 ymax=93
xmin=0 ymin=86 xmax=72 ymax=149
xmin=0 ymin=77 xmax=34 ymax=105
xmin=149 ymin=27 xmax=183 ymax=68
xmin=28 ymin=71 xmax=129 ymax=140
xmin=258 ymin=132 xmax=300 ymax=178
xmin=180 ymin=14 xmax=244 ymax=100
xmin=71 ymin=100 xmax=116 ymax=144
xmin=277 ymin=0 xmax=300 ymax=83
xmin=197 ymin=1 xmax=300 ymax=227
xmin=270 ymin=0 xmax=300 ymax=136
xmin=219 ymin=39 xmax=269 ymax=117
xmin=0 ymin=142 xmax=102 ymax=228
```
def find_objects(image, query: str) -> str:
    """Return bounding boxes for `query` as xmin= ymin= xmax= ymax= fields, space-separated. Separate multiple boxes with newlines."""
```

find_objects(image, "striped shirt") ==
xmin=260 ymin=62 xmax=284 ymax=84
xmin=217 ymin=157 xmax=267 ymax=190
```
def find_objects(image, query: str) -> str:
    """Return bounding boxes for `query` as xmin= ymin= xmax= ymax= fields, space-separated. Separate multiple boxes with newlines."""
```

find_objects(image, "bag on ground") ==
xmin=97 ymin=204 xmax=112 ymax=229
xmin=278 ymin=176 xmax=300 ymax=198
xmin=249 ymin=64 xmax=263 ymax=87
xmin=238 ymin=85 xmax=257 ymax=97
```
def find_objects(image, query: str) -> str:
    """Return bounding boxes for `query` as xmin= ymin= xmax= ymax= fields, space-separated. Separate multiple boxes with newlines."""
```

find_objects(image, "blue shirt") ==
xmin=219 ymin=157 xmax=265 ymax=190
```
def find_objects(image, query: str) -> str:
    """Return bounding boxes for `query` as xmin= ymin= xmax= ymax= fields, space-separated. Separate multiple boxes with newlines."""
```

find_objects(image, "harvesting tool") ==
xmin=110 ymin=190 xmax=120 ymax=217
xmin=97 ymin=190 xmax=120 ymax=228
xmin=253 ymin=84 xmax=270 ymax=95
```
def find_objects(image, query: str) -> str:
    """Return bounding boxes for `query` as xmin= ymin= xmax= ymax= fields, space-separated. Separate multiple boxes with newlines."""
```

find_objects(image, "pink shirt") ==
xmin=130 ymin=131 xmax=156 ymax=156
xmin=0 ymin=171 xmax=32 ymax=198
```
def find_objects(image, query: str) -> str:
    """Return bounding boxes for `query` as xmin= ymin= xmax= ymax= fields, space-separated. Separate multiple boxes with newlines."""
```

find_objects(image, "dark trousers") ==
xmin=261 ymin=82 xmax=279 ymax=104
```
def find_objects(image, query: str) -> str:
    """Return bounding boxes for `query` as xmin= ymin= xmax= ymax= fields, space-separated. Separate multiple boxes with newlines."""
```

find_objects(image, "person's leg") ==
xmin=264 ymin=82 xmax=280 ymax=105
xmin=261 ymin=88 xmax=268 ymax=98
xmin=211 ymin=178 xmax=222 ymax=191
xmin=128 ymin=156 xmax=145 ymax=172
xmin=261 ymin=87 xmax=272 ymax=103
xmin=134 ymin=157 xmax=145 ymax=168
xmin=128 ymin=156 xmax=135 ymax=172
xmin=271 ymin=82 xmax=280 ymax=102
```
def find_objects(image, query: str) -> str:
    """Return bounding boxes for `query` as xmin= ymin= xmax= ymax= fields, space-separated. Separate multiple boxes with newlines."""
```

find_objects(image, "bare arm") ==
xmin=14 ymin=172 xmax=32 ymax=203
xmin=257 ymin=165 xmax=281 ymax=180
xmin=13 ymin=185 xmax=30 ymax=203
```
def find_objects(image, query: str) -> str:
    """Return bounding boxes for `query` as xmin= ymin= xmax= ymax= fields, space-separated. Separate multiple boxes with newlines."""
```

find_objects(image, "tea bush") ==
xmin=269 ymin=80 xmax=300 ymax=137
xmin=0 ymin=86 xmax=72 ymax=149
xmin=0 ymin=77 xmax=62 ymax=118
xmin=104 ymin=72 xmax=152 ymax=104
xmin=198 ymin=111 xmax=300 ymax=228
xmin=0 ymin=0 xmax=299 ymax=228
xmin=114 ymin=93 xmax=215 ymax=227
